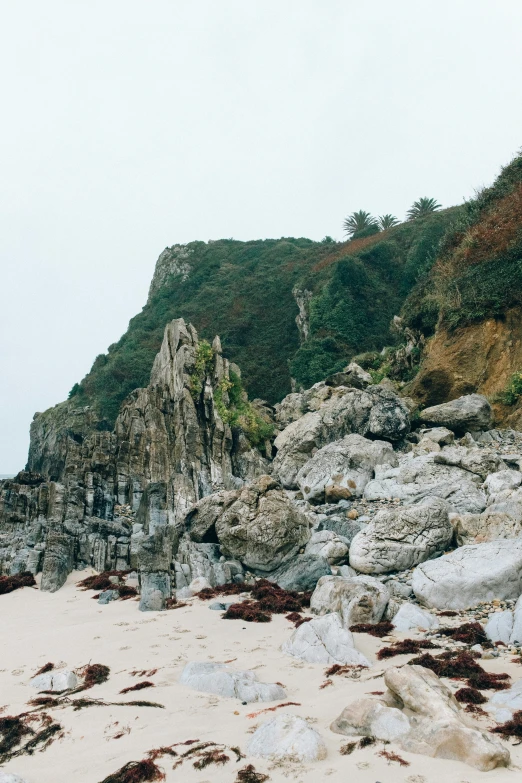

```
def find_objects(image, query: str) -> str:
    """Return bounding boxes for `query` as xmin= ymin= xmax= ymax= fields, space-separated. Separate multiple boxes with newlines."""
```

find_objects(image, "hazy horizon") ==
xmin=2 ymin=0 xmax=522 ymax=471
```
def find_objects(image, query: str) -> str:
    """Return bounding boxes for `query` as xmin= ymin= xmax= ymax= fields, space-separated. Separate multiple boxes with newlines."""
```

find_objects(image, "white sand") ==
xmin=0 ymin=572 xmax=520 ymax=783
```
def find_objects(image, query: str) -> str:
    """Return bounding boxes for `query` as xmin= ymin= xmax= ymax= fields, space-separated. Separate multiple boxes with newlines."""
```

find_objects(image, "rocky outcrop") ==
xmin=349 ymin=497 xmax=453 ymax=574
xmin=248 ymin=714 xmax=327 ymax=762
xmin=214 ymin=476 xmax=310 ymax=572
xmin=310 ymin=575 xmax=390 ymax=627
xmin=419 ymin=394 xmax=492 ymax=432
xmin=412 ymin=539 xmax=522 ymax=609
xmin=331 ymin=665 xmax=509 ymax=771
xmin=295 ymin=433 xmax=397 ymax=504
xmin=272 ymin=385 xmax=410 ymax=488
xmin=282 ymin=612 xmax=370 ymax=666
xmin=179 ymin=661 xmax=286 ymax=702
xmin=0 ymin=319 xmax=268 ymax=592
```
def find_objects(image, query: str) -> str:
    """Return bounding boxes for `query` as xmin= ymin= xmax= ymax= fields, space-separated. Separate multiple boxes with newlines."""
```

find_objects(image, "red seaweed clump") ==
xmin=223 ymin=602 xmax=271 ymax=623
xmin=77 ymin=664 xmax=111 ymax=691
xmin=377 ymin=639 xmax=438 ymax=660
xmin=491 ymin=710 xmax=522 ymax=739
xmin=0 ymin=572 xmax=36 ymax=595
xmin=32 ymin=662 xmax=54 ymax=677
xmin=410 ymin=650 xmax=510 ymax=689
xmin=454 ymin=687 xmax=487 ymax=704
xmin=98 ymin=759 xmax=165 ymax=783
xmin=120 ymin=682 xmax=155 ymax=695
xmin=350 ymin=621 xmax=394 ymax=638
xmin=285 ymin=612 xmax=311 ymax=628
xmin=235 ymin=765 xmax=269 ymax=782
xmin=438 ymin=622 xmax=489 ymax=646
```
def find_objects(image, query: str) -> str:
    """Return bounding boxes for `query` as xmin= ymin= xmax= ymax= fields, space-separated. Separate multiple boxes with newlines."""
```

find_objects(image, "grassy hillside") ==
xmin=70 ymin=214 xmax=462 ymax=425
xmin=402 ymin=152 xmax=522 ymax=336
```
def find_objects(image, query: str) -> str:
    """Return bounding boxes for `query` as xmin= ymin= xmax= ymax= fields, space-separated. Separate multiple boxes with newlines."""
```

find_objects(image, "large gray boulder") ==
xmin=295 ymin=434 xmax=397 ymax=504
xmin=138 ymin=528 xmax=173 ymax=611
xmin=486 ymin=678 xmax=522 ymax=723
xmin=419 ymin=394 xmax=492 ymax=433
xmin=349 ymin=497 xmax=453 ymax=574
xmin=412 ymin=539 xmax=522 ymax=609
xmin=30 ymin=670 xmax=78 ymax=691
xmin=364 ymin=453 xmax=487 ymax=514
xmin=267 ymin=554 xmax=331 ymax=592
xmin=453 ymin=510 xmax=522 ymax=546
xmin=304 ymin=530 xmax=349 ymax=564
xmin=247 ymin=713 xmax=327 ymax=762
xmin=282 ymin=612 xmax=370 ymax=666
xmin=40 ymin=530 xmax=75 ymax=593
xmin=485 ymin=610 xmax=514 ymax=645
xmin=179 ymin=662 xmax=286 ymax=703
xmin=332 ymin=665 xmax=509 ymax=771
xmin=215 ymin=475 xmax=310 ymax=572
xmin=391 ymin=602 xmax=439 ymax=632
xmin=316 ymin=514 xmax=366 ymax=546
xmin=310 ymin=574 xmax=389 ymax=627
xmin=272 ymin=385 xmax=409 ymax=488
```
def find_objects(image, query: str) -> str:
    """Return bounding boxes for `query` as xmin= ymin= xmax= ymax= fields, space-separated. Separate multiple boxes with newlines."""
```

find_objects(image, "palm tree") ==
xmin=378 ymin=214 xmax=399 ymax=230
xmin=406 ymin=197 xmax=442 ymax=220
xmin=343 ymin=210 xmax=378 ymax=237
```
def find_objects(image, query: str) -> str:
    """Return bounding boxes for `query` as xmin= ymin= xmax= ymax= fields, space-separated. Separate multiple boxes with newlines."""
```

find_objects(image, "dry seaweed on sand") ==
xmin=98 ymin=759 xmax=165 ymax=783
xmin=454 ymin=687 xmax=487 ymax=704
xmin=192 ymin=749 xmax=230 ymax=769
xmin=340 ymin=741 xmax=357 ymax=755
xmin=235 ymin=764 xmax=269 ymax=782
xmin=325 ymin=663 xmax=367 ymax=677
xmin=72 ymin=663 xmax=111 ymax=692
xmin=130 ymin=669 xmax=158 ymax=677
xmin=285 ymin=612 xmax=311 ymax=628
xmin=438 ymin=622 xmax=489 ymax=646
xmin=246 ymin=702 xmax=300 ymax=719
xmin=223 ymin=601 xmax=271 ymax=622
xmin=377 ymin=639 xmax=438 ymax=660
xmin=437 ymin=610 xmax=458 ymax=617
xmin=491 ymin=710 xmax=522 ymax=740
xmin=0 ymin=571 xmax=36 ymax=595
xmin=410 ymin=650 xmax=510 ymax=689
xmin=350 ymin=621 xmax=395 ymax=638
xmin=378 ymin=749 xmax=410 ymax=766
xmin=319 ymin=679 xmax=333 ymax=689
xmin=29 ymin=696 xmax=165 ymax=712
xmin=200 ymin=579 xmax=310 ymax=622
xmin=358 ymin=735 xmax=376 ymax=748
xmin=32 ymin=662 xmax=54 ymax=677
xmin=120 ymin=681 xmax=155 ymax=695
xmin=0 ymin=711 xmax=63 ymax=764
xmin=78 ymin=570 xmax=131 ymax=591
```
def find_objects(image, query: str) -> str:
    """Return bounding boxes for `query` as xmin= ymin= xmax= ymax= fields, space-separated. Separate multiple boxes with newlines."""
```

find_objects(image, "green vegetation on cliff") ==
xmin=402 ymin=152 xmax=522 ymax=335
xmin=70 ymin=213 xmax=462 ymax=425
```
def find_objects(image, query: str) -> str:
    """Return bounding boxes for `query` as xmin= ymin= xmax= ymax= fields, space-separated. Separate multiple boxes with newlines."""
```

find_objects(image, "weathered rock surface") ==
xmin=332 ymin=665 xmax=509 ymax=770
xmin=30 ymin=670 xmax=78 ymax=692
xmin=304 ymin=530 xmax=349 ymax=564
xmin=485 ymin=610 xmax=514 ymax=645
xmin=486 ymin=678 xmax=522 ymax=722
xmin=282 ymin=612 xmax=370 ymax=665
xmin=391 ymin=602 xmax=439 ymax=632
xmin=248 ymin=713 xmax=327 ymax=762
xmin=267 ymin=554 xmax=331 ymax=592
xmin=0 ymin=319 xmax=268 ymax=594
xmin=419 ymin=394 xmax=492 ymax=433
xmin=179 ymin=662 xmax=286 ymax=702
xmin=295 ymin=434 xmax=397 ymax=504
xmin=0 ymin=774 xmax=30 ymax=783
xmin=310 ymin=574 xmax=389 ymax=627
xmin=349 ymin=497 xmax=453 ymax=574
xmin=214 ymin=476 xmax=310 ymax=572
xmin=272 ymin=385 xmax=410 ymax=488
xmin=453 ymin=510 xmax=522 ymax=545
xmin=364 ymin=452 xmax=487 ymax=513
xmin=412 ymin=539 xmax=522 ymax=609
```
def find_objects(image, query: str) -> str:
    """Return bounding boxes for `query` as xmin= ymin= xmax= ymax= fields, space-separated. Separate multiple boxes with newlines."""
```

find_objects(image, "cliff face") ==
xmin=0 ymin=318 xmax=267 ymax=587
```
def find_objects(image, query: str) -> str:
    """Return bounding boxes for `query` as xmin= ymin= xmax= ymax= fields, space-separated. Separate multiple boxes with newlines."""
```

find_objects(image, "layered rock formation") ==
xmin=0 ymin=319 xmax=267 ymax=592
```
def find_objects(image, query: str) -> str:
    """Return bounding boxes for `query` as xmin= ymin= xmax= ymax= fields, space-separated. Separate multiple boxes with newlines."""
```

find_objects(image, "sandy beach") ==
xmin=1 ymin=573 xmax=520 ymax=783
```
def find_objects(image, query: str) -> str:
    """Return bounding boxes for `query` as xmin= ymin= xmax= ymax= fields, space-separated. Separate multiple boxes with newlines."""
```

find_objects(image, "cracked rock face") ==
xmin=310 ymin=574 xmax=390 ymax=627
xmin=412 ymin=539 xmax=522 ymax=609
xmin=282 ymin=612 xmax=370 ymax=666
xmin=349 ymin=496 xmax=453 ymax=574
xmin=179 ymin=661 xmax=286 ymax=703
xmin=214 ymin=476 xmax=310 ymax=572
xmin=419 ymin=393 xmax=492 ymax=433
xmin=272 ymin=385 xmax=410 ymax=488
xmin=295 ymin=433 xmax=397 ymax=504
xmin=331 ymin=665 xmax=509 ymax=771
xmin=247 ymin=713 xmax=327 ymax=762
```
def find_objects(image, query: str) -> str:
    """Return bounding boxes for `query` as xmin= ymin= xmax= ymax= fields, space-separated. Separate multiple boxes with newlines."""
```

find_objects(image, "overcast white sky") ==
xmin=1 ymin=0 xmax=522 ymax=472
